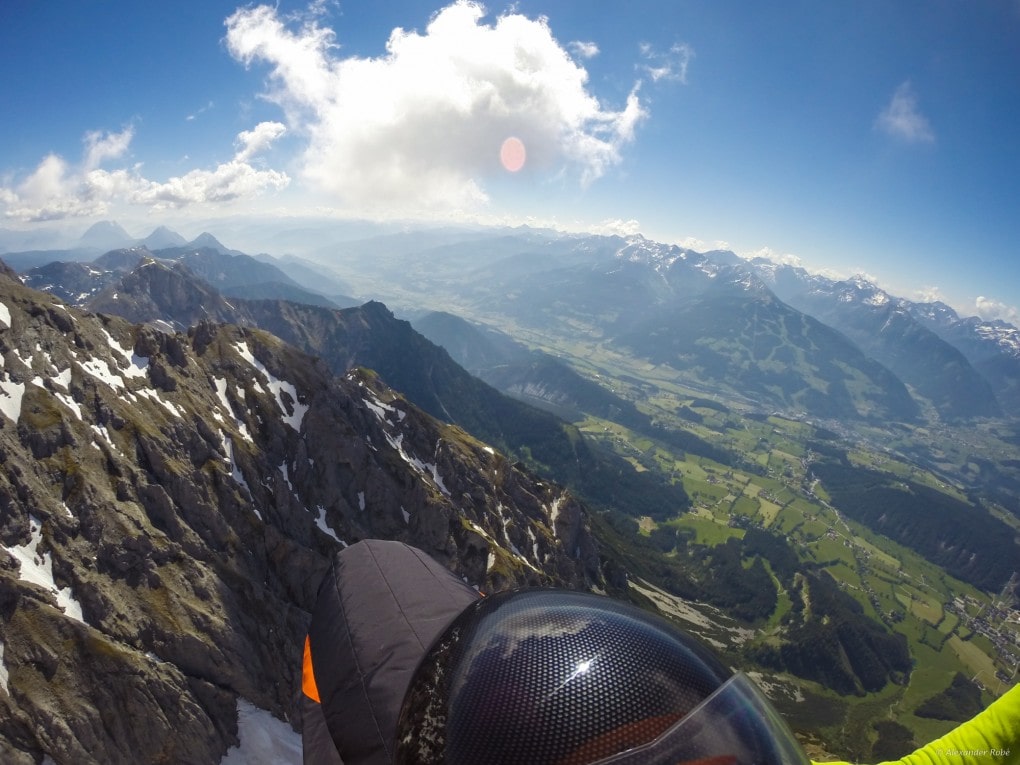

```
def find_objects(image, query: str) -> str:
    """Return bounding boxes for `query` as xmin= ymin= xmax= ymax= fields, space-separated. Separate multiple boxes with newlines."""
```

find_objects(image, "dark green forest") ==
xmin=811 ymin=456 xmax=1016 ymax=591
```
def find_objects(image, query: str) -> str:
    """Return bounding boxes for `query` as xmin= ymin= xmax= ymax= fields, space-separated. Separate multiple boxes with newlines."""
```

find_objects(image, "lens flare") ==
xmin=499 ymin=136 xmax=527 ymax=173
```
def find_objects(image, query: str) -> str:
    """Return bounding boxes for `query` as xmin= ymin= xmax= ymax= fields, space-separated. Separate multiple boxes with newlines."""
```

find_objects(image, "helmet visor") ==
xmin=586 ymin=673 xmax=810 ymax=765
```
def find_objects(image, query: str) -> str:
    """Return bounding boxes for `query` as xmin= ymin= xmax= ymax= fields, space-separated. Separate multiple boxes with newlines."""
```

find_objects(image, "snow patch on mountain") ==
xmin=90 ymin=423 xmax=122 ymax=455
xmin=101 ymin=328 xmax=148 ymax=378
xmin=136 ymin=387 xmax=184 ymax=417
xmin=549 ymin=494 xmax=565 ymax=526
xmin=5 ymin=516 xmax=85 ymax=624
xmin=865 ymin=291 xmax=890 ymax=306
xmin=219 ymin=698 xmax=302 ymax=765
xmin=616 ymin=237 xmax=705 ymax=274
xmin=0 ymin=379 xmax=25 ymax=422
xmin=52 ymin=387 xmax=82 ymax=419
xmin=76 ymin=354 xmax=126 ymax=392
xmin=232 ymin=340 xmax=308 ymax=430
xmin=0 ymin=641 xmax=8 ymax=695
xmin=211 ymin=377 xmax=254 ymax=442
xmin=363 ymin=390 xmax=407 ymax=424
xmin=315 ymin=505 xmax=345 ymax=544
xmin=221 ymin=433 xmax=258 ymax=518
xmin=383 ymin=432 xmax=451 ymax=497
xmin=977 ymin=322 xmax=1020 ymax=357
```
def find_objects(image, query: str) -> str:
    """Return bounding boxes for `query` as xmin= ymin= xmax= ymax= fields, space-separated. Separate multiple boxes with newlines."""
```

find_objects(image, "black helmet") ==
xmin=395 ymin=589 xmax=809 ymax=764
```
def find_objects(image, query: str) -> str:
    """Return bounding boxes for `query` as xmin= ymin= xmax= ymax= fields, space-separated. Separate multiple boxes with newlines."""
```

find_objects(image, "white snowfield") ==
xmin=220 ymin=699 xmax=302 ymax=765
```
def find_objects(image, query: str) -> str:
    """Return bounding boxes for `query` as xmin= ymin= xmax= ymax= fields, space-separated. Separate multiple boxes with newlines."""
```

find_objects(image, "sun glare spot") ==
xmin=500 ymin=136 xmax=527 ymax=173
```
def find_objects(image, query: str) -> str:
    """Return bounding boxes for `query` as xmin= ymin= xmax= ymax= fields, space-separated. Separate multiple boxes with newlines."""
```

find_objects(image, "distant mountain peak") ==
xmin=78 ymin=220 xmax=133 ymax=251
xmin=141 ymin=226 xmax=187 ymax=250
xmin=616 ymin=237 xmax=703 ymax=273
xmin=975 ymin=320 xmax=1020 ymax=358
xmin=188 ymin=232 xmax=229 ymax=253
xmin=833 ymin=275 xmax=892 ymax=307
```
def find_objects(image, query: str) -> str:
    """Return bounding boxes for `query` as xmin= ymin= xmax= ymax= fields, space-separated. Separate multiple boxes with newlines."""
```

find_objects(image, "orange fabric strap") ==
xmin=303 ymin=634 xmax=322 ymax=703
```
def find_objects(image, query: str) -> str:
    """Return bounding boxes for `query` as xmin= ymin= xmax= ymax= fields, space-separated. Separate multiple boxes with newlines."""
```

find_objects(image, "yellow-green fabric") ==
xmin=814 ymin=684 xmax=1019 ymax=765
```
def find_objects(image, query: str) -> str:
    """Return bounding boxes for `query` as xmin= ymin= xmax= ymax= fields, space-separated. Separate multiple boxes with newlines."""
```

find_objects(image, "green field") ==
xmin=485 ymin=329 xmax=1016 ymax=758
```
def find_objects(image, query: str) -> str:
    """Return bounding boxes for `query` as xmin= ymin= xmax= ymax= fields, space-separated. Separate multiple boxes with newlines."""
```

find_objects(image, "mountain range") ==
xmin=2 ymin=221 xmax=1018 ymax=761
xmin=11 ymin=221 xmax=1019 ymax=429
xmin=750 ymin=263 xmax=1007 ymax=418
xmin=303 ymin=228 xmax=1016 ymax=425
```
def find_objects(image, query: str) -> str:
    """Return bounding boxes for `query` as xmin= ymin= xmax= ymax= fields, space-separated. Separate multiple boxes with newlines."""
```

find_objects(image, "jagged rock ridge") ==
xmin=79 ymin=257 xmax=691 ymax=522
xmin=0 ymin=263 xmax=600 ymax=764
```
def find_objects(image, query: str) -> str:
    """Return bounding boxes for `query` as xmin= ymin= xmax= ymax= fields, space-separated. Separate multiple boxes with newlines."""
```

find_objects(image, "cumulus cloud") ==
xmin=83 ymin=127 xmax=134 ymax=171
xmin=224 ymin=0 xmax=647 ymax=214
xmin=875 ymin=81 xmax=935 ymax=144
xmin=235 ymin=121 xmax=288 ymax=163
xmin=2 ymin=154 xmax=107 ymax=222
xmin=639 ymin=42 xmax=694 ymax=84
xmin=0 ymin=123 xmax=289 ymax=222
xmin=975 ymin=296 xmax=1020 ymax=325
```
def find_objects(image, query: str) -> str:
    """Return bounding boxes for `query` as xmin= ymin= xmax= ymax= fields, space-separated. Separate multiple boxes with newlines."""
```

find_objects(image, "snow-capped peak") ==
xmin=834 ymin=274 xmax=892 ymax=306
xmin=615 ymin=237 xmax=715 ymax=275
xmin=975 ymin=321 xmax=1020 ymax=358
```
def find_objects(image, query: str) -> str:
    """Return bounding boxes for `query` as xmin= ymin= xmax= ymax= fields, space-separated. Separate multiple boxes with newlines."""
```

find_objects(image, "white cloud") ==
xmin=131 ymin=162 xmax=289 ymax=210
xmin=975 ymin=296 xmax=1019 ymax=325
xmin=131 ymin=121 xmax=289 ymax=209
xmin=741 ymin=245 xmax=802 ymax=268
xmin=568 ymin=40 xmax=599 ymax=59
xmin=186 ymin=100 xmax=215 ymax=122
xmin=235 ymin=121 xmax=288 ymax=163
xmin=912 ymin=285 xmax=945 ymax=304
xmin=674 ymin=236 xmax=731 ymax=252
xmin=590 ymin=218 xmax=642 ymax=236
xmin=875 ymin=81 xmax=935 ymax=144
xmin=224 ymin=0 xmax=647 ymax=215
xmin=639 ymin=42 xmax=694 ymax=84
xmin=83 ymin=127 xmax=134 ymax=171
xmin=2 ymin=153 xmax=109 ymax=222
xmin=0 ymin=123 xmax=289 ymax=222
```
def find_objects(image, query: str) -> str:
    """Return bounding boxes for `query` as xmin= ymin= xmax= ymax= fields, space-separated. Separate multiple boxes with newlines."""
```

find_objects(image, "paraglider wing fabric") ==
xmin=306 ymin=540 xmax=479 ymax=765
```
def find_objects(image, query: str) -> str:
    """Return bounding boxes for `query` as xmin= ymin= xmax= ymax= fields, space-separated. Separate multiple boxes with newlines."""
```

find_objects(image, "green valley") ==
xmin=477 ymin=325 xmax=1019 ymax=761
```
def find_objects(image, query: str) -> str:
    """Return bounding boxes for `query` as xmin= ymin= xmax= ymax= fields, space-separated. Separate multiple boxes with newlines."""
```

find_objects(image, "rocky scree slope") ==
xmin=0 ymin=263 xmax=600 ymax=764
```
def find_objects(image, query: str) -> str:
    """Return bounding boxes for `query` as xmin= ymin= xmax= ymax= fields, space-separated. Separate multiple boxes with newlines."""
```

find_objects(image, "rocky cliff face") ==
xmin=0 ymin=264 xmax=601 ymax=764
xmin=80 ymin=257 xmax=689 ymax=523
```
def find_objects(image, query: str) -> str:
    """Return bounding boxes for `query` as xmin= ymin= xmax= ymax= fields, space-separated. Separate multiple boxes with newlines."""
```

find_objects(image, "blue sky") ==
xmin=1 ymin=1 xmax=1018 ymax=321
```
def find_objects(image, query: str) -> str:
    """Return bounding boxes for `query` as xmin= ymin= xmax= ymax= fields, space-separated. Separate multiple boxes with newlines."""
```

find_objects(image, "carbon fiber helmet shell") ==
xmin=394 ymin=588 xmax=734 ymax=764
